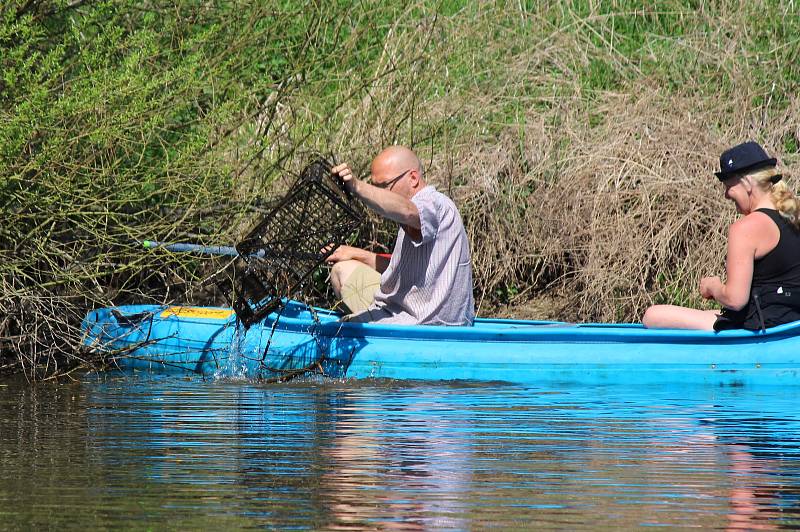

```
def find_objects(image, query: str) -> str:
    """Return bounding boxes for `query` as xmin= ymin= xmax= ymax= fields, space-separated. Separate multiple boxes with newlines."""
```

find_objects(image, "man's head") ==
xmin=370 ymin=146 xmax=425 ymax=199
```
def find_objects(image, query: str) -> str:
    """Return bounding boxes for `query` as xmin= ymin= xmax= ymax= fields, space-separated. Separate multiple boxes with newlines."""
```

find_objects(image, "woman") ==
xmin=643 ymin=141 xmax=800 ymax=331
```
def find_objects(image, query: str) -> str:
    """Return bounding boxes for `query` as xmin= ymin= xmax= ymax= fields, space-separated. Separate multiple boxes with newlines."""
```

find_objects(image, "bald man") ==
xmin=327 ymin=146 xmax=474 ymax=326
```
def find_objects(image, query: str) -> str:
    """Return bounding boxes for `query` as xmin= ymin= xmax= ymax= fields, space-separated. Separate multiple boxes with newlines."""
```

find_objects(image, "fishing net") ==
xmin=232 ymin=158 xmax=363 ymax=326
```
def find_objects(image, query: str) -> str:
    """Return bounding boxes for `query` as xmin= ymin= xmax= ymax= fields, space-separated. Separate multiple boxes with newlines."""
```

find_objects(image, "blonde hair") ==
xmin=748 ymin=166 xmax=800 ymax=229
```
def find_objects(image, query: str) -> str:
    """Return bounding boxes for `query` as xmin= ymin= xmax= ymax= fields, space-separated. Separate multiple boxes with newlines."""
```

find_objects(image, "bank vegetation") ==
xmin=2 ymin=0 xmax=798 ymax=378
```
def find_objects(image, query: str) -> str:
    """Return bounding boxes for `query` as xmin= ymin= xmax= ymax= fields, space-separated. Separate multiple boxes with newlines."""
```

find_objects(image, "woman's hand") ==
xmin=699 ymin=276 xmax=723 ymax=300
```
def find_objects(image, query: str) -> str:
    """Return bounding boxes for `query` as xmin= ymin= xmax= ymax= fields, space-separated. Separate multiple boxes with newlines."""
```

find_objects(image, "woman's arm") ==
xmin=700 ymin=219 xmax=759 ymax=310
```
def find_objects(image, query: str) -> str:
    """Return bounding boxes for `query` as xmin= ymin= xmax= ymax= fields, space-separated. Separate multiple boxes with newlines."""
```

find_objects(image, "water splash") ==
xmin=213 ymin=322 xmax=249 ymax=380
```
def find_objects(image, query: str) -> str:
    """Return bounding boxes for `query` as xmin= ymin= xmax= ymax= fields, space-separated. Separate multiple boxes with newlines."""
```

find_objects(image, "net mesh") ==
xmin=232 ymin=158 xmax=363 ymax=326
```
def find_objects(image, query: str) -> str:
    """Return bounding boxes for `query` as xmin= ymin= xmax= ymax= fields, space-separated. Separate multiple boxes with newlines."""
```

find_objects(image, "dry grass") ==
xmin=292 ymin=1 xmax=800 ymax=322
xmin=432 ymin=87 xmax=797 ymax=321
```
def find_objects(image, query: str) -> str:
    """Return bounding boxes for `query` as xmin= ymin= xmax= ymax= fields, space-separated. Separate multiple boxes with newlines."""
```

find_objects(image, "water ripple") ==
xmin=1 ymin=375 xmax=800 ymax=529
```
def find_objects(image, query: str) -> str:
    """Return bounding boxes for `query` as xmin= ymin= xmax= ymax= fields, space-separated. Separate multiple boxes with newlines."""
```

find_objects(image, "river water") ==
xmin=2 ymin=374 xmax=800 ymax=529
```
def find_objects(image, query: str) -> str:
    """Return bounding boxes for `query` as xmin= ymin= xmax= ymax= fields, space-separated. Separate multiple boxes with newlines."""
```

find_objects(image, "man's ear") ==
xmin=409 ymin=168 xmax=421 ymax=187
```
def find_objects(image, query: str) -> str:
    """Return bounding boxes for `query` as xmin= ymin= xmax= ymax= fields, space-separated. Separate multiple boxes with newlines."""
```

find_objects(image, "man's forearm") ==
xmin=352 ymin=180 xmax=420 ymax=229
xmin=351 ymin=247 xmax=378 ymax=270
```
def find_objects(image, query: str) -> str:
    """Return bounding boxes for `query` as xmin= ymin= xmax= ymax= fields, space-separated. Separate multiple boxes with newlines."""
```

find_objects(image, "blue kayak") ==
xmin=81 ymin=300 xmax=800 ymax=386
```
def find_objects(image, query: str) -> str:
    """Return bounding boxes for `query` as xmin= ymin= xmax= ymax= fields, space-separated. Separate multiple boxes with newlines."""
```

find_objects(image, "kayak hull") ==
xmin=81 ymin=301 xmax=800 ymax=386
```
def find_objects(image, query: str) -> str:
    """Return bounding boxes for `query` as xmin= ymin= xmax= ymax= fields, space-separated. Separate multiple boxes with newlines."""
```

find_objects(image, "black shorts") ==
xmin=714 ymin=289 xmax=800 ymax=331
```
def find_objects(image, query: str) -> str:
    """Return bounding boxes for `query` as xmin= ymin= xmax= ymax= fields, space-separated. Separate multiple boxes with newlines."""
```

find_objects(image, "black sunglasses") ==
xmin=373 ymin=169 xmax=411 ymax=189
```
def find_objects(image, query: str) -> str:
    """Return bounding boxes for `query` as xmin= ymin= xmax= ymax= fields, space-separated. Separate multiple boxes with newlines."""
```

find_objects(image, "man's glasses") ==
xmin=373 ymin=169 xmax=410 ymax=189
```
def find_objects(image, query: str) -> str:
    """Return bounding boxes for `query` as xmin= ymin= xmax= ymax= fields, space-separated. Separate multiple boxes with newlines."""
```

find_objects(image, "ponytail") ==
xmin=749 ymin=167 xmax=800 ymax=229
xmin=771 ymin=180 xmax=800 ymax=229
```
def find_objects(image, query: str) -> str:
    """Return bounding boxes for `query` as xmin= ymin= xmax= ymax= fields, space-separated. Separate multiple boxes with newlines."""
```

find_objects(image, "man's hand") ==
xmin=332 ymin=163 xmax=358 ymax=194
xmin=326 ymin=245 xmax=365 ymax=264
xmin=325 ymin=245 xmax=387 ymax=272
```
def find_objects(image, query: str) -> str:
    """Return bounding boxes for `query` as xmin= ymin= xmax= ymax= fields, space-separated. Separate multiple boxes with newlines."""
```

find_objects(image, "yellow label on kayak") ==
xmin=160 ymin=307 xmax=234 ymax=320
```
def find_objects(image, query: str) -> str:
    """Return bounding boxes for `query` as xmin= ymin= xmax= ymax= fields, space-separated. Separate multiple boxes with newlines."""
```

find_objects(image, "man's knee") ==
xmin=330 ymin=260 xmax=362 ymax=295
xmin=332 ymin=261 xmax=382 ymax=314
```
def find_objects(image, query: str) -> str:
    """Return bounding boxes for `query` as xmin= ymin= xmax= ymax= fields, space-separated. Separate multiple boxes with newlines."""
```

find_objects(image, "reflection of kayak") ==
xmin=82 ymin=300 xmax=800 ymax=386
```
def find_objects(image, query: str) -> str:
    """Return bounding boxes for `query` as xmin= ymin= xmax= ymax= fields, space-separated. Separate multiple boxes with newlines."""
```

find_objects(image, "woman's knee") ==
xmin=642 ymin=305 xmax=665 ymax=328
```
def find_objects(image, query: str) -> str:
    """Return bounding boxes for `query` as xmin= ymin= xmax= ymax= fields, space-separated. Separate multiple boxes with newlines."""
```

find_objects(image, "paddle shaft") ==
xmin=142 ymin=240 xmax=248 ymax=257
xmin=143 ymin=241 xmax=244 ymax=256
xmin=142 ymin=241 xmax=320 ymax=261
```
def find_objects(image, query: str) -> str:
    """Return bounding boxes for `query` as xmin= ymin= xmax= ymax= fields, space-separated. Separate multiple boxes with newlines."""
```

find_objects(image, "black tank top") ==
xmin=715 ymin=208 xmax=800 ymax=331
xmin=751 ymin=209 xmax=800 ymax=290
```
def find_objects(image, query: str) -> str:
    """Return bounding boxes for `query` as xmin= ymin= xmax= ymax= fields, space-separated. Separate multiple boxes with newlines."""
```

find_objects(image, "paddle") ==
xmin=142 ymin=240 xmax=245 ymax=257
xmin=141 ymin=240 xmax=322 ymax=260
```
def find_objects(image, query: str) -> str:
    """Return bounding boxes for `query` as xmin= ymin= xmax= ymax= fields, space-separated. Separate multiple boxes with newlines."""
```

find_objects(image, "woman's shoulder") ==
xmin=744 ymin=208 xmax=778 ymax=224
xmin=727 ymin=211 xmax=781 ymax=259
xmin=730 ymin=210 xmax=777 ymax=236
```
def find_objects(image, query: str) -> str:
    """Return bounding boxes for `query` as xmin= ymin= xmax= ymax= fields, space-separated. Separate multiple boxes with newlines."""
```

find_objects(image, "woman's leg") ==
xmin=642 ymin=305 xmax=720 ymax=330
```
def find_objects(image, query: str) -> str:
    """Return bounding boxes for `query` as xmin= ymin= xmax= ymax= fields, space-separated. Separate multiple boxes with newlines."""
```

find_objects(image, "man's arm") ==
xmin=332 ymin=163 xmax=421 ymax=229
xmin=327 ymin=245 xmax=391 ymax=273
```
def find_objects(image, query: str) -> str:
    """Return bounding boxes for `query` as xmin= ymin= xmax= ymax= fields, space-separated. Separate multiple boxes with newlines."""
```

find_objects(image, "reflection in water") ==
xmin=317 ymin=392 xmax=471 ymax=530
xmin=1 ymin=376 xmax=800 ymax=529
xmin=703 ymin=415 xmax=800 ymax=531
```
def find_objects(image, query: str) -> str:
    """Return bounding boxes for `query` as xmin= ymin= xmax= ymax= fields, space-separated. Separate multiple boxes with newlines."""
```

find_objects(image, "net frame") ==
xmin=232 ymin=158 xmax=363 ymax=326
